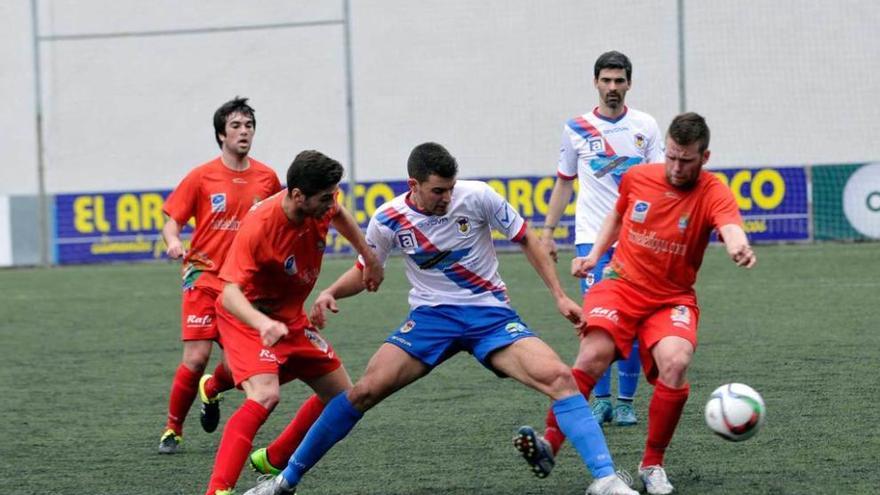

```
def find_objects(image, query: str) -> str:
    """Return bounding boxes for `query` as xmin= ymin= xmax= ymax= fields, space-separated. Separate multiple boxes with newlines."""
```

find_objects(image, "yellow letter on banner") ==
xmin=117 ymin=194 xmax=140 ymax=231
xmin=142 ymin=193 xmax=166 ymax=230
xmin=751 ymin=169 xmax=785 ymax=210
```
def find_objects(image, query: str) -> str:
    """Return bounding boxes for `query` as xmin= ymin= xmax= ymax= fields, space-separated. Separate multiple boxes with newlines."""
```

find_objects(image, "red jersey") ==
xmin=219 ymin=192 xmax=337 ymax=324
xmin=163 ymin=157 xmax=281 ymax=291
xmin=608 ymin=164 xmax=742 ymax=298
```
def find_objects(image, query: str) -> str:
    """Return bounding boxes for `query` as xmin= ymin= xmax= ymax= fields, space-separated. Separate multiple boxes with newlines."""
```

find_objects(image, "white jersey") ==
xmin=360 ymin=180 xmax=527 ymax=309
xmin=557 ymin=106 xmax=664 ymax=244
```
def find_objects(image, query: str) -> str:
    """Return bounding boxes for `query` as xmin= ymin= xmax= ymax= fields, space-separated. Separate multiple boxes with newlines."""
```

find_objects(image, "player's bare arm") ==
xmin=718 ymin=223 xmax=757 ymax=268
xmin=540 ymin=177 xmax=575 ymax=263
xmin=161 ymin=217 xmax=185 ymax=259
xmin=572 ymin=208 xmax=622 ymax=277
xmin=309 ymin=266 xmax=367 ymax=329
xmin=221 ymin=282 xmax=288 ymax=346
xmin=518 ymin=229 xmax=582 ymax=325
xmin=330 ymin=207 xmax=384 ymax=291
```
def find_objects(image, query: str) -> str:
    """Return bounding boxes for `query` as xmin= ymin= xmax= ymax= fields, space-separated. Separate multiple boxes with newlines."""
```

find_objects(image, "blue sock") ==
xmin=594 ymin=366 xmax=613 ymax=398
xmin=281 ymin=392 xmax=363 ymax=485
xmin=552 ymin=394 xmax=615 ymax=478
xmin=618 ymin=341 xmax=641 ymax=400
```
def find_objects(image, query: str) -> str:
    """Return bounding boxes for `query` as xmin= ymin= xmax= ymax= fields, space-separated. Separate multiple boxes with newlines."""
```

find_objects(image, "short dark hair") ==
xmin=213 ymin=97 xmax=256 ymax=148
xmin=407 ymin=142 xmax=458 ymax=182
xmin=667 ymin=112 xmax=711 ymax=153
xmin=286 ymin=150 xmax=344 ymax=196
xmin=594 ymin=50 xmax=632 ymax=81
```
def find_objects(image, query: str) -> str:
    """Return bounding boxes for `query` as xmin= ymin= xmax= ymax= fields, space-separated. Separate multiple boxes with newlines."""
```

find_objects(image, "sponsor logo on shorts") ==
xmin=186 ymin=314 xmax=213 ymax=327
xmin=589 ymin=307 xmax=620 ymax=324
xmin=259 ymin=349 xmax=278 ymax=363
xmin=210 ymin=193 xmax=227 ymax=213
xmin=390 ymin=335 xmax=412 ymax=347
xmin=304 ymin=329 xmax=330 ymax=353
xmin=670 ymin=305 xmax=691 ymax=328
xmin=505 ymin=322 xmax=528 ymax=335
xmin=631 ymin=200 xmax=650 ymax=223
xmin=400 ymin=320 xmax=416 ymax=334
xmin=284 ymin=255 xmax=298 ymax=275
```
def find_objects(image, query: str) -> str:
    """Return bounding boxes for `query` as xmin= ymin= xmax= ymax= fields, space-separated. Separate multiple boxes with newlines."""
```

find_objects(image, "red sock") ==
xmin=642 ymin=381 xmax=690 ymax=467
xmin=205 ymin=399 xmax=270 ymax=495
xmin=266 ymin=394 xmax=325 ymax=467
xmin=544 ymin=369 xmax=596 ymax=454
xmin=205 ymin=361 xmax=235 ymax=399
xmin=166 ymin=364 xmax=200 ymax=435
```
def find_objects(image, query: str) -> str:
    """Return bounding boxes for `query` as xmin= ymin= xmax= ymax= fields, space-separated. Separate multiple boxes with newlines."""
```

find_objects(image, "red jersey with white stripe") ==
xmin=361 ymin=180 xmax=527 ymax=309
xmin=608 ymin=164 xmax=743 ymax=298
xmin=163 ymin=157 xmax=281 ymax=291
xmin=219 ymin=192 xmax=336 ymax=324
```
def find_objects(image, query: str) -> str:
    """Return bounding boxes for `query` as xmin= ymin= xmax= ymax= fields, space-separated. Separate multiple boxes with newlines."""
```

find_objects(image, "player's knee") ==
xmin=542 ymin=363 xmax=579 ymax=399
xmin=181 ymin=356 xmax=208 ymax=373
xmin=347 ymin=382 xmax=380 ymax=413
xmin=248 ymin=390 xmax=280 ymax=411
xmin=657 ymin=353 xmax=691 ymax=386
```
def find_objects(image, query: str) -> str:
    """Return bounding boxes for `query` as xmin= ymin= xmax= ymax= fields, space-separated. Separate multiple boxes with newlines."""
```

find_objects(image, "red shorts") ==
xmin=180 ymin=286 xmax=221 ymax=341
xmin=216 ymin=305 xmax=342 ymax=386
xmin=582 ymin=279 xmax=700 ymax=384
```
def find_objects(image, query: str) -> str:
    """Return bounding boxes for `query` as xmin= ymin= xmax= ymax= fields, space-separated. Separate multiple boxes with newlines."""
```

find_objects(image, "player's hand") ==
xmin=729 ymin=244 xmax=757 ymax=268
xmin=257 ymin=318 xmax=288 ymax=347
xmin=571 ymin=255 xmax=597 ymax=278
xmin=165 ymin=239 xmax=185 ymax=259
xmin=540 ymin=232 xmax=558 ymax=263
xmin=309 ymin=291 xmax=339 ymax=330
xmin=556 ymin=296 xmax=583 ymax=326
xmin=362 ymin=260 xmax=384 ymax=292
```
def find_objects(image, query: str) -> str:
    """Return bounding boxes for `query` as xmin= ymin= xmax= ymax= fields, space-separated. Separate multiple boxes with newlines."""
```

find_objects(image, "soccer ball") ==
xmin=704 ymin=383 xmax=766 ymax=441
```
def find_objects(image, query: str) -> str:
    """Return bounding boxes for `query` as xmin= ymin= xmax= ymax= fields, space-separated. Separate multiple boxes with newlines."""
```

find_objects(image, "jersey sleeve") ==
xmin=219 ymin=217 xmax=263 ymax=286
xmin=706 ymin=180 xmax=744 ymax=230
xmin=480 ymin=183 xmax=527 ymax=242
xmin=644 ymin=116 xmax=666 ymax=163
xmin=162 ymin=169 xmax=201 ymax=225
xmin=556 ymin=125 xmax=579 ymax=180
xmin=356 ymin=210 xmax=395 ymax=269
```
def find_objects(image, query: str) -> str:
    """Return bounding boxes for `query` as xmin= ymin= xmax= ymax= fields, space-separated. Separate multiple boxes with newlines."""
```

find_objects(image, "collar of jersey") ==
xmin=592 ymin=105 xmax=628 ymax=124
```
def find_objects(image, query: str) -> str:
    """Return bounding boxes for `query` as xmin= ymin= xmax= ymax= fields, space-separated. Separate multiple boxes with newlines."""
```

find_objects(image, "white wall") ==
xmin=2 ymin=0 xmax=878 ymax=196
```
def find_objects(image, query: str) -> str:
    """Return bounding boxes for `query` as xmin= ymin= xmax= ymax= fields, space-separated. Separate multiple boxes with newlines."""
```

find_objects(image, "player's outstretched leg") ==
xmin=513 ymin=425 xmax=555 ymax=478
xmin=250 ymin=394 xmax=325 ymax=475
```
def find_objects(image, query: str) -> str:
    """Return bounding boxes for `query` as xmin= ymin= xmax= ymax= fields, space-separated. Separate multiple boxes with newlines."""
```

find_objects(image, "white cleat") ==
xmin=242 ymin=474 xmax=296 ymax=495
xmin=639 ymin=464 xmax=674 ymax=494
xmin=586 ymin=472 xmax=638 ymax=495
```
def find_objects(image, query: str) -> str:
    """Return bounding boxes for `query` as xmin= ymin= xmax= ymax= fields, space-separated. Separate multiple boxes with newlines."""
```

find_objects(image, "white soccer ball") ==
xmin=704 ymin=383 xmax=766 ymax=441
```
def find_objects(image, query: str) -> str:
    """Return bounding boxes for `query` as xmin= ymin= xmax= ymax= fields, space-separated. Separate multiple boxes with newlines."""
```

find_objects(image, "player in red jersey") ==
xmin=203 ymin=150 xmax=382 ymax=495
xmin=569 ymin=113 xmax=756 ymax=494
xmin=158 ymin=97 xmax=282 ymax=453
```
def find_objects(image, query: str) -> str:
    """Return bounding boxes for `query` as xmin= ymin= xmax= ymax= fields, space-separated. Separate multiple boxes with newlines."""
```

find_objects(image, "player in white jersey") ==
xmin=243 ymin=142 xmax=637 ymax=495
xmin=519 ymin=51 xmax=665 ymax=476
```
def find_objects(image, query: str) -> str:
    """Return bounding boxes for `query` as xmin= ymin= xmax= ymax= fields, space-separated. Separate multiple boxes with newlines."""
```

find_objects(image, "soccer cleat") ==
xmin=639 ymin=464 xmax=674 ymax=494
xmin=612 ymin=402 xmax=638 ymax=426
xmin=215 ymin=490 xmax=236 ymax=495
xmin=199 ymin=373 xmax=223 ymax=433
xmin=586 ymin=472 xmax=639 ymax=495
xmin=158 ymin=428 xmax=182 ymax=454
xmin=513 ymin=425 xmax=555 ymax=478
xmin=242 ymin=474 xmax=296 ymax=495
xmin=249 ymin=448 xmax=283 ymax=476
xmin=591 ymin=398 xmax=614 ymax=425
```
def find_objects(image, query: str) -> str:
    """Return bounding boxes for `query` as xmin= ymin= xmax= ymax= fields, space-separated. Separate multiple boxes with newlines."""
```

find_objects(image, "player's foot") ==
xmin=586 ymin=472 xmax=638 ymax=495
xmin=513 ymin=425 xmax=555 ymax=478
xmin=199 ymin=373 xmax=223 ymax=433
xmin=591 ymin=398 xmax=614 ymax=425
xmin=250 ymin=448 xmax=283 ymax=476
xmin=612 ymin=401 xmax=638 ymax=426
xmin=242 ymin=475 xmax=296 ymax=495
xmin=158 ymin=428 xmax=182 ymax=454
xmin=639 ymin=464 xmax=674 ymax=494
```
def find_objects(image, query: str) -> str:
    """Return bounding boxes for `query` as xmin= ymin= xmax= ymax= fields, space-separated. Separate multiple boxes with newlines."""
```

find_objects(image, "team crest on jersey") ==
xmin=678 ymin=214 xmax=689 ymax=232
xmin=456 ymin=216 xmax=471 ymax=235
xmin=634 ymin=133 xmax=647 ymax=151
xmin=400 ymin=320 xmax=416 ymax=334
xmin=670 ymin=305 xmax=690 ymax=326
xmin=631 ymin=200 xmax=650 ymax=223
xmin=396 ymin=229 xmax=418 ymax=250
xmin=210 ymin=193 xmax=227 ymax=213
xmin=588 ymin=136 xmax=605 ymax=153
xmin=284 ymin=255 xmax=298 ymax=275
xmin=304 ymin=329 xmax=330 ymax=353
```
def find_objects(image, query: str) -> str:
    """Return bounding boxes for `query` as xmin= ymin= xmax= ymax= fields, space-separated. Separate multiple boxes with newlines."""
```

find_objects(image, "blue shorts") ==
xmin=576 ymin=243 xmax=615 ymax=294
xmin=385 ymin=305 xmax=535 ymax=376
